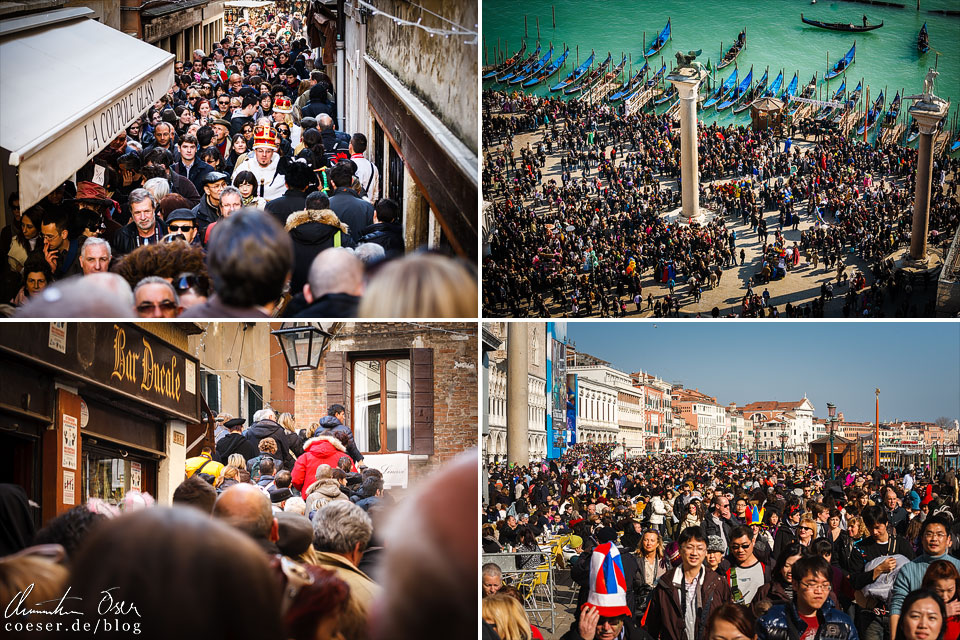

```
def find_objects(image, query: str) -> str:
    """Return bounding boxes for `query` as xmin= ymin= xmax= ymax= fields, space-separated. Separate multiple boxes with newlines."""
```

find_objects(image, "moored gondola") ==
xmin=564 ymin=52 xmax=612 ymax=95
xmin=608 ymin=61 xmax=649 ymax=101
xmin=509 ymin=44 xmax=554 ymax=85
xmin=856 ymin=90 xmax=885 ymax=136
xmin=789 ymin=72 xmax=818 ymax=117
xmin=718 ymin=66 xmax=753 ymax=112
xmin=801 ymin=13 xmax=883 ymax=32
xmin=482 ymin=41 xmax=527 ymax=80
xmin=733 ymin=67 xmax=769 ymax=114
xmin=644 ymin=18 xmax=671 ymax=58
xmin=816 ymin=78 xmax=846 ymax=120
xmin=653 ymin=84 xmax=677 ymax=106
xmin=779 ymin=71 xmax=799 ymax=102
xmin=550 ymin=50 xmax=595 ymax=92
xmin=717 ymin=29 xmax=746 ymax=70
xmin=703 ymin=68 xmax=738 ymax=110
xmin=882 ymin=91 xmax=901 ymax=127
xmin=497 ymin=43 xmax=541 ymax=83
xmin=832 ymin=79 xmax=862 ymax=123
xmin=523 ymin=47 xmax=570 ymax=88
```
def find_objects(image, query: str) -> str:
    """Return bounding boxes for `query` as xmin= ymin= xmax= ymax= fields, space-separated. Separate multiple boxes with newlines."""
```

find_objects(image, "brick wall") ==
xmin=294 ymin=323 xmax=477 ymax=481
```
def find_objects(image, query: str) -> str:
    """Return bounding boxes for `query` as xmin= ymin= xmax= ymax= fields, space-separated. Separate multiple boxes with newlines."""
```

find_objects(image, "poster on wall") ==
xmin=48 ymin=322 xmax=67 ymax=353
xmin=63 ymin=470 xmax=75 ymax=505
xmin=62 ymin=414 xmax=78 ymax=470
xmin=130 ymin=462 xmax=142 ymax=492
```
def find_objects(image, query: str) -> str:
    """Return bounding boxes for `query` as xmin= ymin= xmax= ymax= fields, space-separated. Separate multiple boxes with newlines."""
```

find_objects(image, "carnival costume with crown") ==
xmin=231 ymin=124 xmax=286 ymax=202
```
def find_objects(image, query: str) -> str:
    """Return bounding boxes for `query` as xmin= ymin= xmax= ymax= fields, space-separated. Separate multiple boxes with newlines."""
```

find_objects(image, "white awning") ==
xmin=224 ymin=1 xmax=275 ymax=8
xmin=0 ymin=8 xmax=175 ymax=210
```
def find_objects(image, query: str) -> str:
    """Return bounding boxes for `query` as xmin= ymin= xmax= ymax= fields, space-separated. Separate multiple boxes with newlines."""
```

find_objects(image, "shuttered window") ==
xmin=325 ymin=349 xmax=434 ymax=456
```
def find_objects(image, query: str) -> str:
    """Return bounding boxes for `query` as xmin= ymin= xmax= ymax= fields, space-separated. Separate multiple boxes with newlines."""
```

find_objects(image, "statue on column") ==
xmin=675 ymin=49 xmax=704 ymax=74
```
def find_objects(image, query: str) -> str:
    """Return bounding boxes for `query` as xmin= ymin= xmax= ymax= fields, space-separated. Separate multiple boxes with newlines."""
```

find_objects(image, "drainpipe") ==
xmin=336 ymin=0 xmax=345 ymax=132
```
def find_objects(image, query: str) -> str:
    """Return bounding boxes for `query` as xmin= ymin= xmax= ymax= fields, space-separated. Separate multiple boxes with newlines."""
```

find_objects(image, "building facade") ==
xmin=743 ymin=398 xmax=815 ymax=460
xmin=569 ymin=365 xmax=640 ymax=457
xmin=0 ymin=323 xmax=206 ymax=528
xmin=633 ymin=372 xmax=673 ymax=453
xmin=672 ymin=387 xmax=727 ymax=452
xmin=292 ymin=322 xmax=477 ymax=484
xmin=324 ymin=0 xmax=478 ymax=261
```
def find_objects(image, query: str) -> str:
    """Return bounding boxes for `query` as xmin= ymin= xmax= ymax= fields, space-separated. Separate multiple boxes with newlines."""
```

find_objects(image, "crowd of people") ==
xmin=482 ymin=443 xmax=960 ymax=640
xmin=0 ymin=10 xmax=476 ymax=318
xmin=0 ymin=403 xmax=476 ymax=640
xmin=481 ymin=90 xmax=959 ymax=318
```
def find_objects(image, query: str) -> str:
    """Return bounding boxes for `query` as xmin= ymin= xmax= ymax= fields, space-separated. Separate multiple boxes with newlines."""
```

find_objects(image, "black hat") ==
xmin=201 ymin=171 xmax=229 ymax=186
xmin=269 ymin=487 xmax=293 ymax=503
xmin=224 ymin=417 xmax=245 ymax=429
xmin=166 ymin=208 xmax=197 ymax=223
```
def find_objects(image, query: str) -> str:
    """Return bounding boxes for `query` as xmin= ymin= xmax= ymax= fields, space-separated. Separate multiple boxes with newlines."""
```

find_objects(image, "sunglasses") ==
xmin=136 ymin=300 xmax=177 ymax=312
xmin=167 ymin=224 xmax=195 ymax=232
xmin=173 ymin=273 xmax=209 ymax=293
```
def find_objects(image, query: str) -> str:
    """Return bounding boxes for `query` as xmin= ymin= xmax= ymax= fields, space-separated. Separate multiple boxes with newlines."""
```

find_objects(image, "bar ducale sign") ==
xmin=111 ymin=325 xmax=182 ymax=402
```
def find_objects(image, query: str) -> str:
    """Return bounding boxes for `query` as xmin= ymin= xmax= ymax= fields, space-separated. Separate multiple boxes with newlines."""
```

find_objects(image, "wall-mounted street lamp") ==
xmin=271 ymin=322 xmax=338 ymax=370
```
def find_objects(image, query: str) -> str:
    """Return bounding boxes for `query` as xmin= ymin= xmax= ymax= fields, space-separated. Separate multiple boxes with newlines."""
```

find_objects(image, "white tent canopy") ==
xmin=0 ymin=8 xmax=174 ymax=210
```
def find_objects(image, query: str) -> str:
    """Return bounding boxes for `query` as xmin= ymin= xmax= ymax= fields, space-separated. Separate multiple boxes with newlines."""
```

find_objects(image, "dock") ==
xmin=666 ymin=100 xmax=681 ymax=121
xmin=880 ymin=122 xmax=906 ymax=146
xmin=579 ymin=74 xmax=617 ymax=104
xmin=625 ymin=85 xmax=657 ymax=115
xmin=838 ymin=109 xmax=860 ymax=136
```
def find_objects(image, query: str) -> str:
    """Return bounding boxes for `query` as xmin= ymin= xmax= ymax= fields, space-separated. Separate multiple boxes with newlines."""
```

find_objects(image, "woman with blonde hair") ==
xmin=797 ymin=516 xmax=817 ymax=549
xmin=358 ymin=253 xmax=477 ymax=317
xmin=277 ymin=412 xmax=304 ymax=458
xmin=215 ymin=465 xmax=241 ymax=491
xmin=226 ymin=452 xmax=251 ymax=482
xmin=482 ymin=592 xmax=533 ymax=640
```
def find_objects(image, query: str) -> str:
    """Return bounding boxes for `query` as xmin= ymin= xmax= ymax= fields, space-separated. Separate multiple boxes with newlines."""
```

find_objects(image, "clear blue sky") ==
xmin=566 ymin=322 xmax=960 ymax=423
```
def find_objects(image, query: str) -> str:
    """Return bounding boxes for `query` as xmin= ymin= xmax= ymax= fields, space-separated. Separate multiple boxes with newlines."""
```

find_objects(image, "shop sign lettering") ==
xmin=83 ymin=79 xmax=158 ymax=157
xmin=111 ymin=325 xmax=182 ymax=402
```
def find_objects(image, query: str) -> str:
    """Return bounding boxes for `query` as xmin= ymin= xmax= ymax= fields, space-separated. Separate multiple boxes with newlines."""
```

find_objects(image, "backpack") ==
xmin=643 ymin=500 xmax=654 ymax=521
xmin=193 ymin=458 xmax=216 ymax=485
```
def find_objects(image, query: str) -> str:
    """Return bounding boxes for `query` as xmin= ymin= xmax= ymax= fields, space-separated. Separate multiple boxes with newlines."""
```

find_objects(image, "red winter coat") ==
xmin=291 ymin=435 xmax=357 ymax=491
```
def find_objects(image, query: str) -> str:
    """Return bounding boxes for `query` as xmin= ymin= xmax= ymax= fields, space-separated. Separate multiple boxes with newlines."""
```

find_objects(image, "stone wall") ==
xmin=364 ymin=0 xmax=477 ymax=151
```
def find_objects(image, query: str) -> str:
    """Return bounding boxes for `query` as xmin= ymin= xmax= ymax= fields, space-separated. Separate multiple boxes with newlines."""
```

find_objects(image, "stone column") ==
xmin=506 ymin=323 xmax=529 ymax=466
xmin=907 ymin=102 xmax=948 ymax=261
xmin=666 ymin=67 xmax=708 ymax=219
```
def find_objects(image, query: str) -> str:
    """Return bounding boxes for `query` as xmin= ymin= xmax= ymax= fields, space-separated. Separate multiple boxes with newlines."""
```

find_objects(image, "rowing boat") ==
xmin=564 ymin=52 xmax=612 ymax=95
xmin=856 ymin=91 xmax=885 ymax=136
xmin=801 ymin=13 xmax=883 ymax=32
xmin=918 ymin=23 xmax=929 ymax=54
xmin=523 ymin=47 xmax=570 ymax=88
xmin=550 ymin=50 xmax=595 ymax=92
xmin=703 ymin=68 xmax=738 ymax=110
xmin=608 ymin=61 xmax=649 ymax=101
xmin=644 ymin=18 xmax=671 ymax=58
xmin=717 ymin=66 xmax=752 ymax=112
xmin=623 ymin=63 xmax=666 ymax=102
xmin=733 ymin=67 xmax=768 ymax=114
xmin=497 ymin=43 xmax=541 ymax=83
xmin=825 ymin=42 xmax=855 ymax=80
xmin=587 ymin=55 xmax=628 ymax=100
xmin=816 ymin=78 xmax=846 ymax=120
xmin=482 ymin=41 xmax=527 ymax=80
xmin=717 ymin=30 xmax=746 ymax=70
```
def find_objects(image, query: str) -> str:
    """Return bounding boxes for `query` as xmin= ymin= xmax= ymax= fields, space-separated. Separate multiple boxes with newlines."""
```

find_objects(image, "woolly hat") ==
xmin=707 ymin=536 xmax=726 ymax=553
xmin=583 ymin=541 xmax=632 ymax=618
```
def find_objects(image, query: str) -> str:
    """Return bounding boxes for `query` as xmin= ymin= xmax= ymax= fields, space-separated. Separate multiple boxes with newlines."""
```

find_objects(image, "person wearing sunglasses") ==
xmin=133 ymin=276 xmax=182 ymax=318
xmin=756 ymin=555 xmax=857 ymax=640
xmin=727 ymin=525 xmax=770 ymax=606
xmin=165 ymin=208 xmax=200 ymax=246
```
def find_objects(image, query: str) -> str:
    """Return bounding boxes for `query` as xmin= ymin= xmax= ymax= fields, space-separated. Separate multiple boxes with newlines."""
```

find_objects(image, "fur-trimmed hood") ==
xmin=284 ymin=209 xmax=349 ymax=235
xmin=303 ymin=434 xmax=347 ymax=453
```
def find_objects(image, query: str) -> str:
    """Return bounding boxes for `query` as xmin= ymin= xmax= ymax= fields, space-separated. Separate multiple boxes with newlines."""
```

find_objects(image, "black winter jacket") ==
xmin=111 ymin=219 xmax=167 ymax=257
xmin=328 ymin=188 xmax=374 ymax=242
xmin=244 ymin=420 xmax=293 ymax=470
xmin=359 ymin=221 xmax=405 ymax=259
xmin=312 ymin=415 xmax=363 ymax=462
xmin=283 ymin=209 xmax=356 ymax=293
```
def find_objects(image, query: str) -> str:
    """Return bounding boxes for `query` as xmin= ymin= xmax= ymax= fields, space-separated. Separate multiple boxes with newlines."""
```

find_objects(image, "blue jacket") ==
xmin=757 ymin=598 xmax=859 ymax=640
